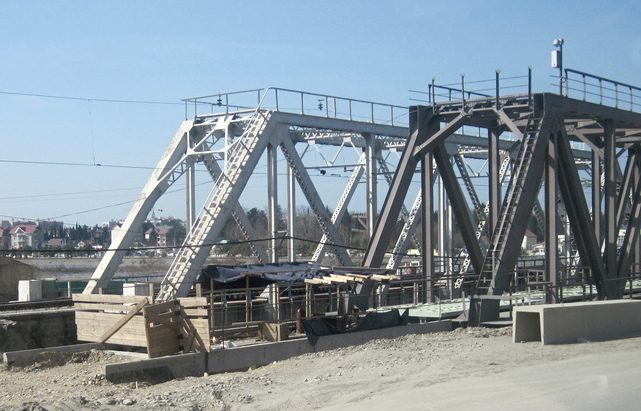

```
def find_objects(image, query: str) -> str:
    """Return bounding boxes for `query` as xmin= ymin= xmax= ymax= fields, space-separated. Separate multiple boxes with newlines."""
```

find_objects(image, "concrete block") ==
xmin=122 ymin=283 xmax=150 ymax=296
xmin=3 ymin=342 xmax=110 ymax=367
xmin=41 ymin=280 xmax=59 ymax=299
xmin=207 ymin=320 xmax=453 ymax=374
xmin=18 ymin=280 xmax=42 ymax=302
xmin=207 ymin=338 xmax=313 ymax=374
xmin=259 ymin=322 xmax=289 ymax=341
xmin=513 ymin=300 xmax=641 ymax=345
xmin=104 ymin=352 xmax=206 ymax=382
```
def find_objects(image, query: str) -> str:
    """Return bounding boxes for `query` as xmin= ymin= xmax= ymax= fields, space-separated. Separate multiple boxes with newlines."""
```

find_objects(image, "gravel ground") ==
xmin=1 ymin=326 xmax=640 ymax=410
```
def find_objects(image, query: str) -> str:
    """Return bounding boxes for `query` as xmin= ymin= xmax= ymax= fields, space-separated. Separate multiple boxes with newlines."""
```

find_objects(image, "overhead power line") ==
xmin=0 ymin=90 xmax=182 ymax=106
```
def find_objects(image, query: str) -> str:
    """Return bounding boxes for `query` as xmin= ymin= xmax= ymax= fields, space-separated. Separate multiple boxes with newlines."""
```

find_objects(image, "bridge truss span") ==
xmin=363 ymin=91 xmax=641 ymax=324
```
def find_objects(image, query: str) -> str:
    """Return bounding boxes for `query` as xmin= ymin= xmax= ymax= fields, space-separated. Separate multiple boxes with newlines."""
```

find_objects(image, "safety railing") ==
xmin=562 ymin=68 xmax=641 ymax=112
xmin=183 ymin=87 xmax=409 ymax=127
xmin=409 ymin=67 xmax=533 ymax=109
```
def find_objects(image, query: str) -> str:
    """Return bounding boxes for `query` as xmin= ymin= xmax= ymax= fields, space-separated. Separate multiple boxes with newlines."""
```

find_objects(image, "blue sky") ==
xmin=1 ymin=1 xmax=640 ymax=226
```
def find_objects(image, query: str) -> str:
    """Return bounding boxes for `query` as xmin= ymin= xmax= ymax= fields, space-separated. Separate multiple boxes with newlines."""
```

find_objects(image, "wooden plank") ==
xmin=75 ymin=315 xmax=146 ymax=329
xmin=77 ymin=333 xmax=147 ymax=347
xmin=144 ymin=310 xmax=179 ymax=332
xmin=145 ymin=300 xmax=178 ymax=313
xmin=178 ymin=297 xmax=208 ymax=307
xmin=148 ymin=336 xmax=181 ymax=358
xmin=182 ymin=308 xmax=208 ymax=317
xmin=188 ymin=318 xmax=209 ymax=327
xmin=75 ymin=320 xmax=146 ymax=338
xmin=144 ymin=301 xmax=180 ymax=358
xmin=146 ymin=325 xmax=179 ymax=341
xmin=328 ymin=275 xmax=352 ymax=283
xmin=73 ymin=302 xmax=136 ymax=312
xmin=77 ymin=324 xmax=148 ymax=343
xmin=179 ymin=307 xmax=207 ymax=352
xmin=99 ymin=297 xmax=148 ymax=343
xmin=72 ymin=294 xmax=148 ymax=304
xmin=344 ymin=273 xmax=370 ymax=279
xmin=75 ymin=311 xmax=145 ymax=322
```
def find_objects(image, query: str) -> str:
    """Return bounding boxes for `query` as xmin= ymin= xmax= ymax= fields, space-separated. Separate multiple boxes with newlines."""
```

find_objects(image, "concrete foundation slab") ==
xmin=207 ymin=320 xmax=452 ymax=374
xmin=103 ymin=352 xmax=206 ymax=382
xmin=513 ymin=300 xmax=641 ymax=344
xmin=3 ymin=342 xmax=113 ymax=367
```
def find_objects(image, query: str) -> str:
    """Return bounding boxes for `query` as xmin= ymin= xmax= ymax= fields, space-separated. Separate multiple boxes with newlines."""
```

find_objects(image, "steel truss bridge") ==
xmin=83 ymin=72 xmax=641 ymax=325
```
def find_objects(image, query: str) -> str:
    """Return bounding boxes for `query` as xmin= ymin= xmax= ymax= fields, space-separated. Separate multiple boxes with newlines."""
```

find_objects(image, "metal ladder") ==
xmin=156 ymin=111 xmax=272 ymax=302
xmin=476 ymin=115 xmax=543 ymax=292
xmin=458 ymin=154 xmax=511 ymax=278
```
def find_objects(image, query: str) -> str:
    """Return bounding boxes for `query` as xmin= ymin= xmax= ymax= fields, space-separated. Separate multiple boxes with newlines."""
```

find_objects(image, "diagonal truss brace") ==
xmin=312 ymin=152 xmax=366 ymax=262
xmin=84 ymin=120 xmax=198 ymax=293
xmin=279 ymin=136 xmax=353 ymax=266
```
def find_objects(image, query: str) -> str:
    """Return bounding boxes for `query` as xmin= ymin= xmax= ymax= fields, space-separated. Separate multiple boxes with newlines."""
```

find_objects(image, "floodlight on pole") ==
xmin=552 ymin=38 xmax=564 ymax=95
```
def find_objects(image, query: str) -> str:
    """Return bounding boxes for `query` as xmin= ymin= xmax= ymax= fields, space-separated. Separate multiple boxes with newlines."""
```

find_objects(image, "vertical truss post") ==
xmin=592 ymin=149 xmax=602 ymax=244
xmin=545 ymin=131 xmax=559 ymax=303
xmin=287 ymin=161 xmax=296 ymax=262
xmin=488 ymin=128 xmax=502 ymax=234
xmin=268 ymin=142 xmax=279 ymax=263
xmin=421 ymin=153 xmax=435 ymax=302
xmin=635 ymin=156 xmax=641 ymax=279
xmin=363 ymin=106 xmax=435 ymax=268
xmin=438 ymin=175 xmax=448 ymax=278
xmin=185 ymin=157 xmax=196 ymax=232
xmin=603 ymin=119 xmax=618 ymax=296
xmin=556 ymin=122 xmax=606 ymax=299
xmin=364 ymin=133 xmax=378 ymax=238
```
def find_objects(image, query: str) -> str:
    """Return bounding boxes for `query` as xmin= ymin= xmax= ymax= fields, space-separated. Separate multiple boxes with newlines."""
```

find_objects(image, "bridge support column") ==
xmin=287 ymin=161 xmax=296 ymax=262
xmin=604 ymin=119 xmax=618 ymax=297
xmin=268 ymin=142 xmax=279 ymax=263
xmin=364 ymin=133 xmax=378 ymax=238
xmin=545 ymin=131 xmax=559 ymax=303
xmin=421 ymin=153 xmax=435 ymax=303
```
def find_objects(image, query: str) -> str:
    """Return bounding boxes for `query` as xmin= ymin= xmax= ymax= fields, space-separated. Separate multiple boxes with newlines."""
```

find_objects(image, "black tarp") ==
xmin=199 ymin=262 xmax=326 ymax=290
xmin=300 ymin=309 xmax=409 ymax=346
xmin=199 ymin=262 xmax=392 ymax=290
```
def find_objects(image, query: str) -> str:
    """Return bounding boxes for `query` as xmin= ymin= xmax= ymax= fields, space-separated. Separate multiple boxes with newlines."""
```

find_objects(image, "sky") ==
xmin=1 ymin=0 xmax=640 ymax=227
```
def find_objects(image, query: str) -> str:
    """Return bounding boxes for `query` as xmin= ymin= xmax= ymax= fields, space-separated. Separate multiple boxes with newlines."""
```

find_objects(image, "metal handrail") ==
xmin=564 ymin=68 xmax=641 ymax=112
xmin=183 ymin=87 xmax=409 ymax=127
xmin=410 ymin=68 xmax=533 ymax=109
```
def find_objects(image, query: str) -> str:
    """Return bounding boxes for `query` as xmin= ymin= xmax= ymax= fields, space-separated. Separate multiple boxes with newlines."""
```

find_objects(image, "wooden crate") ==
xmin=73 ymin=294 xmax=210 ymax=358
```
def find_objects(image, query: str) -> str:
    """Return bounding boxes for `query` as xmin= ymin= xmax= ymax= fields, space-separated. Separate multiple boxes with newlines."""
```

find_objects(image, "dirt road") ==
xmin=1 ymin=327 xmax=640 ymax=410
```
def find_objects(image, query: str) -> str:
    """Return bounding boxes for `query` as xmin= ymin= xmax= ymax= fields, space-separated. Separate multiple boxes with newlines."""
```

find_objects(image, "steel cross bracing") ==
xmin=457 ymin=153 xmax=511 ymax=278
xmin=311 ymin=153 xmax=366 ymax=262
xmin=362 ymin=90 xmax=641 ymax=324
xmin=156 ymin=110 xmax=275 ymax=301
xmin=84 ymin=88 xmax=413 ymax=300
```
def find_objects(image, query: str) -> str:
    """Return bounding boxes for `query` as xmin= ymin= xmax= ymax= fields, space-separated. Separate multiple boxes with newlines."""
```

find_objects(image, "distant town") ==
xmin=0 ymin=207 xmax=374 ymax=259
xmin=0 ymin=213 xmax=187 ymax=258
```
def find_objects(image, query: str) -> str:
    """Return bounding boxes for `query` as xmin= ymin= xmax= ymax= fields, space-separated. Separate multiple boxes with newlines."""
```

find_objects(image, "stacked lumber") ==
xmin=73 ymin=294 xmax=149 ymax=347
xmin=144 ymin=297 xmax=209 ymax=358
xmin=304 ymin=270 xmax=400 ymax=285
xmin=73 ymin=294 xmax=210 ymax=358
